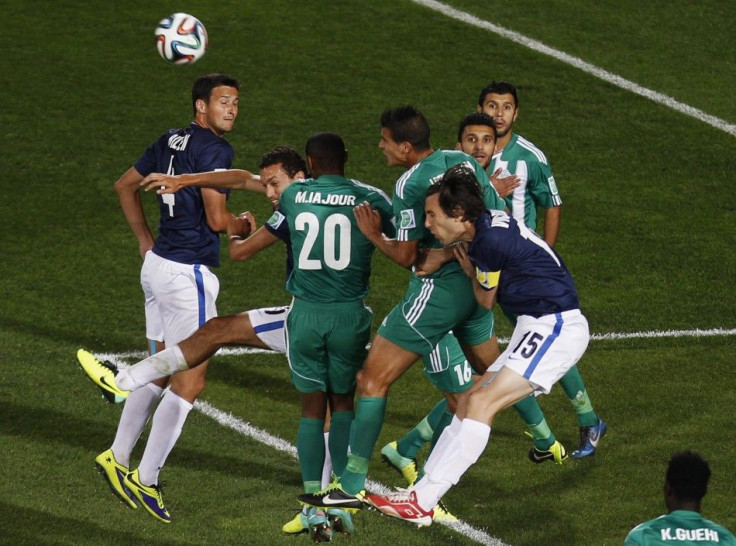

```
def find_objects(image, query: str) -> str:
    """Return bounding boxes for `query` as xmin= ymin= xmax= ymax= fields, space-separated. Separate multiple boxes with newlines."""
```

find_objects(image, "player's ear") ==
xmin=455 ymin=142 xmax=462 ymax=151
xmin=344 ymin=149 xmax=349 ymax=165
xmin=195 ymin=98 xmax=207 ymax=114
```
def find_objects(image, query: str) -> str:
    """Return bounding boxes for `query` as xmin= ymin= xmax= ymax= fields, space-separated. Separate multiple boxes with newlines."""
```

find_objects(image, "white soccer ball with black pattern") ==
xmin=154 ymin=13 xmax=208 ymax=64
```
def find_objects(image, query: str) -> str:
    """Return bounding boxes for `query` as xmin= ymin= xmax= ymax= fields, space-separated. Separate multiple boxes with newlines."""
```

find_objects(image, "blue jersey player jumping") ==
xmin=366 ymin=164 xmax=591 ymax=526
xmin=77 ymin=73 xmax=240 ymax=524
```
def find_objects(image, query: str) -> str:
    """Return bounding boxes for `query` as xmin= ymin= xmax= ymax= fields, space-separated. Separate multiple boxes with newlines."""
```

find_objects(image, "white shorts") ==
xmin=141 ymin=251 xmax=219 ymax=346
xmin=248 ymin=306 xmax=288 ymax=353
xmin=488 ymin=309 xmax=589 ymax=394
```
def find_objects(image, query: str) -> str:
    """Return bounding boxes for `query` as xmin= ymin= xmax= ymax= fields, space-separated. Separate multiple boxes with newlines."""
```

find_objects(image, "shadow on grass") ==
xmin=0 ymin=500 xmax=176 ymax=545
xmin=0 ymin=400 xmax=301 ymax=485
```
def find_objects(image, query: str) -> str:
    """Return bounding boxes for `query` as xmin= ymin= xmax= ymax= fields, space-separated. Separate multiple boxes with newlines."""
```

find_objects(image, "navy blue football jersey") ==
xmin=134 ymin=123 xmax=233 ymax=267
xmin=262 ymin=208 xmax=294 ymax=279
xmin=468 ymin=210 xmax=579 ymax=316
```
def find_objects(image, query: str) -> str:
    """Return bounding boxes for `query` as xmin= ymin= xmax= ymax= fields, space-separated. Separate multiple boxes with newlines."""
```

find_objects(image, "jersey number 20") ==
xmin=295 ymin=212 xmax=351 ymax=271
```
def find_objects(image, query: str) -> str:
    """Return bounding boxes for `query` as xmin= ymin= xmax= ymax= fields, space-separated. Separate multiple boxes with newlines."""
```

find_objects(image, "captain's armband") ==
xmin=475 ymin=268 xmax=500 ymax=290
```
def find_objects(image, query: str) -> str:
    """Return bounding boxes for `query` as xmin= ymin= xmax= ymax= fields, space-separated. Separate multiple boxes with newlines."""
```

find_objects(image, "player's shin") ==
xmin=417 ymin=418 xmax=490 ymax=510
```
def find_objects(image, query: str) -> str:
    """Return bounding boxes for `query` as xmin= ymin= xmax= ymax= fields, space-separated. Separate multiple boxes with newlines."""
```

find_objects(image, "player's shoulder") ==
xmin=509 ymin=134 xmax=549 ymax=165
xmin=280 ymin=178 xmax=312 ymax=200
xmin=347 ymin=178 xmax=391 ymax=204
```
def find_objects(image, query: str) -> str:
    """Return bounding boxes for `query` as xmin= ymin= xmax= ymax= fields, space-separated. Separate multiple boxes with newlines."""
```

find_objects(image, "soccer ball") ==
xmin=154 ymin=13 xmax=208 ymax=64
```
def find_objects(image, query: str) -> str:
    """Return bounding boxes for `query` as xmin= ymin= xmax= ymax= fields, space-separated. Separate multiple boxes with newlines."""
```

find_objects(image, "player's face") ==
xmin=259 ymin=163 xmax=302 ymax=208
xmin=203 ymin=85 xmax=239 ymax=136
xmin=479 ymin=93 xmax=517 ymax=139
xmin=425 ymin=193 xmax=464 ymax=246
xmin=457 ymin=124 xmax=496 ymax=169
xmin=379 ymin=127 xmax=408 ymax=167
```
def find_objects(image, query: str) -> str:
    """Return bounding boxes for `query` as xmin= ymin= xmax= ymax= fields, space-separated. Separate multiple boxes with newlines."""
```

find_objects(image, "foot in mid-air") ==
xmin=380 ymin=441 xmax=419 ymax=486
xmin=364 ymin=490 xmax=433 ymax=527
xmin=94 ymin=449 xmax=138 ymax=508
xmin=124 ymin=469 xmax=171 ymax=523
xmin=76 ymin=349 xmax=129 ymax=403
xmin=571 ymin=418 xmax=607 ymax=458
xmin=528 ymin=440 xmax=568 ymax=465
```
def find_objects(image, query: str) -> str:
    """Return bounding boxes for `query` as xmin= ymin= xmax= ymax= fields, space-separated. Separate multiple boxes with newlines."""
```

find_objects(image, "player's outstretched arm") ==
xmin=141 ymin=169 xmax=263 ymax=194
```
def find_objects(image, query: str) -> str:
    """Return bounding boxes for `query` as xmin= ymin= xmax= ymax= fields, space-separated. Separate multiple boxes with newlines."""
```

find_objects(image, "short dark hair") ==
xmin=380 ymin=106 xmax=431 ymax=152
xmin=305 ymin=132 xmax=347 ymax=172
xmin=426 ymin=165 xmax=485 ymax=223
xmin=191 ymin=73 xmax=239 ymax=116
xmin=478 ymin=81 xmax=518 ymax=108
xmin=666 ymin=451 xmax=711 ymax=502
xmin=457 ymin=112 xmax=497 ymax=143
xmin=259 ymin=146 xmax=308 ymax=179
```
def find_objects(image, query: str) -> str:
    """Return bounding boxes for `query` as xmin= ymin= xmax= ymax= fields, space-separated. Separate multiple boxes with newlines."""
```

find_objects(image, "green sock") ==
xmin=397 ymin=398 xmax=448 ymax=459
xmin=327 ymin=411 xmax=354 ymax=477
xmin=513 ymin=395 xmax=555 ymax=450
xmin=415 ymin=409 xmax=454 ymax=482
xmin=297 ymin=417 xmax=325 ymax=491
xmin=559 ymin=366 xmax=598 ymax=426
xmin=340 ymin=396 xmax=386 ymax=494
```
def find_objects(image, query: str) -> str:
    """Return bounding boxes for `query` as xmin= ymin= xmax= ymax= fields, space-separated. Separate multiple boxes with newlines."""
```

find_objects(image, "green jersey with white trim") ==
xmin=393 ymin=149 xmax=505 ymax=279
xmin=624 ymin=510 xmax=736 ymax=546
xmin=268 ymin=174 xmax=394 ymax=303
xmin=490 ymin=133 xmax=561 ymax=231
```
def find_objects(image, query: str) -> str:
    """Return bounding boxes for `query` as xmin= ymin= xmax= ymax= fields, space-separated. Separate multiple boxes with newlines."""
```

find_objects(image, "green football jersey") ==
xmin=624 ymin=510 xmax=736 ymax=545
xmin=489 ymin=133 xmax=561 ymax=231
xmin=268 ymin=174 xmax=394 ymax=303
xmin=393 ymin=149 xmax=504 ymax=279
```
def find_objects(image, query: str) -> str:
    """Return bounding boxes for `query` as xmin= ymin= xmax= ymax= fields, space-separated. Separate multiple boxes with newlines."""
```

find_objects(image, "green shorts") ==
xmin=421 ymin=332 xmax=476 ymax=394
xmin=378 ymin=270 xmax=494 ymax=355
xmin=285 ymin=298 xmax=372 ymax=394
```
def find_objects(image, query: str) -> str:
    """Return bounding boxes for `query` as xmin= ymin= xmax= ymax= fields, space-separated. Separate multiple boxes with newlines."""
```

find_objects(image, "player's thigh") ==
xmin=357 ymin=334 xmax=420 ymax=396
xmin=147 ymin=256 xmax=220 ymax=345
xmin=464 ymin=366 xmax=535 ymax=424
xmin=285 ymin=306 xmax=328 ymax=394
xmin=422 ymin=332 xmax=475 ymax=395
xmin=325 ymin=306 xmax=372 ymax=395
xmin=378 ymin=273 xmax=478 ymax=355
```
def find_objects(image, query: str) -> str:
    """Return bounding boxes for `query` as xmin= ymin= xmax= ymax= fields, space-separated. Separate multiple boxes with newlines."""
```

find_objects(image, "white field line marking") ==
xmin=410 ymin=0 xmax=736 ymax=138
xmin=99 ymin=327 xmax=736 ymax=363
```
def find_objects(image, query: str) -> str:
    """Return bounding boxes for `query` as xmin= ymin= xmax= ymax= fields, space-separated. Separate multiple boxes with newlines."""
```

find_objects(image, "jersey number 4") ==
xmin=295 ymin=212 xmax=351 ymax=271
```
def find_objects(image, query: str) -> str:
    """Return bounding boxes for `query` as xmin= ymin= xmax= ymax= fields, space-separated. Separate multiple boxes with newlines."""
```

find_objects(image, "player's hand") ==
xmin=228 ymin=212 xmax=256 ymax=239
xmin=141 ymin=173 xmax=185 ymax=194
xmin=490 ymin=168 xmax=519 ymax=198
xmin=453 ymin=242 xmax=475 ymax=278
xmin=353 ymin=202 xmax=382 ymax=241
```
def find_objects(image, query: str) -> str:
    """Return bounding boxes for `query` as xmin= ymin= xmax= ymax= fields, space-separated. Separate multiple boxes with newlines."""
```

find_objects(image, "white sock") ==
xmin=423 ymin=415 xmax=462 ymax=476
xmin=110 ymin=383 xmax=164 ymax=467
xmin=117 ymin=345 xmax=188 ymax=391
xmin=414 ymin=419 xmax=491 ymax=511
xmin=137 ymin=389 xmax=193 ymax=485
xmin=321 ymin=432 xmax=333 ymax=488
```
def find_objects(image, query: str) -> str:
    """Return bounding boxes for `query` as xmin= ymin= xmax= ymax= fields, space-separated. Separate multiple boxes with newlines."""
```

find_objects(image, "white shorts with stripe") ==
xmin=488 ymin=309 xmax=589 ymax=394
xmin=141 ymin=251 xmax=219 ymax=346
xmin=247 ymin=306 xmax=288 ymax=353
